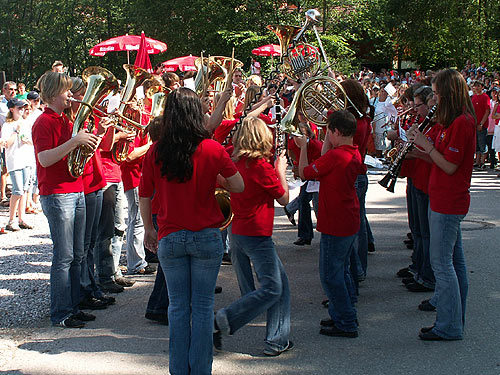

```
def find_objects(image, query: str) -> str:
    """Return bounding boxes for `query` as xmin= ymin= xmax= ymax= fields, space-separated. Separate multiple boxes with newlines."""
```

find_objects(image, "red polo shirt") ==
xmin=139 ymin=139 xmax=238 ymax=240
xmin=32 ymin=108 xmax=84 ymax=195
xmin=304 ymin=144 xmax=363 ymax=236
xmin=428 ymin=114 xmax=475 ymax=215
xmin=231 ymin=157 xmax=285 ymax=237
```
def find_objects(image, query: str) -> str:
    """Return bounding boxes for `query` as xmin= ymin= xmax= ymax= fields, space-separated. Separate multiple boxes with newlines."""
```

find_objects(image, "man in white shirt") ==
xmin=372 ymin=84 xmax=398 ymax=158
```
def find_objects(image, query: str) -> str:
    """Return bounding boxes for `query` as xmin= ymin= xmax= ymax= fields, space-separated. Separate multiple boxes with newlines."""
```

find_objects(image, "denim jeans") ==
xmin=285 ymin=195 xmax=299 ymax=216
xmin=428 ymin=210 xmax=468 ymax=340
xmin=297 ymin=184 xmax=318 ymax=241
xmin=81 ymin=189 xmax=104 ymax=300
xmin=218 ymin=234 xmax=290 ymax=352
xmin=414 ymin=188 xmax=434 ymax=289
xmin=158 ymin=228 xmax=223 ymax=375
xmin=407 ymin=178 xmax=418 ymax=273
xmin=112 ymin=182 xmax=126 ymax=278
xmin=351 ymin=174 xmax=368 ymax=284
xmin=124 ymin=187 xmax=147 ymax=273
xmin=96 ymin=183 xmax=118 ymax=284
xmin=320 ymin=233 xmax=358 ymax=332
xmin=41 ymin=193 xmax=86 ymax=324
xmin=146 ymin=215 xmax=169 ymax=315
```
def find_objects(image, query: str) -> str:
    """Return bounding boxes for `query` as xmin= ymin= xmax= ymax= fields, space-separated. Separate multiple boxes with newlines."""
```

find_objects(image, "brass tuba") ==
xmin=210 ymin=56 xmax=243 ymax=92
xmin=280 ymin=76 xmax=347 ymax=134
xmin=67 ymin=66 xmax=119 ymax=178
xmin=267 ymin=24 xmax=321 ymax=82
xmin=193 ymin=56 xmax=226 ymax=96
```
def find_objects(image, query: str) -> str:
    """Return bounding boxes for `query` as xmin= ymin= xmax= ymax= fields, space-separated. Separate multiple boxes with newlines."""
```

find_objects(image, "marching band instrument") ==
xmin=194 ymin=56 xmax=225 ymax=96
xmin=267 ymin=24 xmax=320 ymax=82
xmin=280 ymin=75 xmax=348 ymax=134
xmin=378 ymin=105 xmax=437 ymax=192
xmin=215 ymin=188 xmax=233 ymax=231
xmin=67 ymin=66 xmax=119 ymax=178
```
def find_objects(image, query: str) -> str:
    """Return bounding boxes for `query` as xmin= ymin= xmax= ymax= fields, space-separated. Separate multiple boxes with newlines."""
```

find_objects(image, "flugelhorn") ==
xmin=67 ymin=66 xmax=119 ymax=178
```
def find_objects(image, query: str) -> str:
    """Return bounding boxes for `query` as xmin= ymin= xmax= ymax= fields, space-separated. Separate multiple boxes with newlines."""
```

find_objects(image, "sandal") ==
xmin=19 ymin=221 xmax=33 ymax=230
xmin=0 ymin=198 xmax=9 ymax=207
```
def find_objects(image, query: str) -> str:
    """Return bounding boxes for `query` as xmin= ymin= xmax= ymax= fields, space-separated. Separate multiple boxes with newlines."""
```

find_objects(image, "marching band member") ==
xmin=140 ymin=88 xmax=243 ymax=375
xmin=32 ymin=71 xmax=100 ymax=327
xmin=297 ymin=110 xmax=364 ymax=338
xmin=409 ymin=69 xmax=475 ymax=341
xmin=214 ymin=116 xmax=291 ymax=356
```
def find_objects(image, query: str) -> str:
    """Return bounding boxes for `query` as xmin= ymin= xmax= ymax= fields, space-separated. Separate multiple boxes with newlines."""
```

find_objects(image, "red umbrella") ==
xmin=134 ymin=31 xmax=153 ymax=73
xmin=252 ymin=44 xmax=281 ymax=57
xmin=89 ymin=33 xmax=167 ymax=63
xmin=160 ymin=55 xmax=199 ymax=72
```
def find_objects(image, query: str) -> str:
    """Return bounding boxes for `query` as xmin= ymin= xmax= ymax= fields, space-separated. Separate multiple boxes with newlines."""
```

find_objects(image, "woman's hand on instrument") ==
xmin=293 ymin=135 xmax=308 ymax=149
xmin=274 ymin=150 xmax=287 ymax=175
xmin=408 ymin=127 xmax=432 ymax=152
xmin=144 ymin=227 xmax=158 ymax=254
xmin=75 ymin=129 xmax=100 ymax=150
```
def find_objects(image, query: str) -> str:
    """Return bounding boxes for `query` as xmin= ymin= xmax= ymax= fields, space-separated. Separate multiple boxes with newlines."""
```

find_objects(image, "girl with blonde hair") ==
xmin=215 ymin=116 xmax=292 ymax=356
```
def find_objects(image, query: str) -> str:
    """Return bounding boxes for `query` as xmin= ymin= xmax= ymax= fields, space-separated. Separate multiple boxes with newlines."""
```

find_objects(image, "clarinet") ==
xmin=378 ymin=104 xmax=437 ymax=193
xmin=274 ymin=93 xmax=283 ymax=156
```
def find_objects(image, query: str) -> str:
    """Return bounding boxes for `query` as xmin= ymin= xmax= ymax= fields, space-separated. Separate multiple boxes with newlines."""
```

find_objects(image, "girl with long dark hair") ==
xmin=139 ymin=87 xmax=243 ymax=374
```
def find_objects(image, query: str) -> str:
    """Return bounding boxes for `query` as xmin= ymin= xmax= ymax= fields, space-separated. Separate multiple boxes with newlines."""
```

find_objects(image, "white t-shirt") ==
xmin=1 ymin=119 xmax=32 ymax=172
xmin=0 ymin=99 xmax=8 ymax=129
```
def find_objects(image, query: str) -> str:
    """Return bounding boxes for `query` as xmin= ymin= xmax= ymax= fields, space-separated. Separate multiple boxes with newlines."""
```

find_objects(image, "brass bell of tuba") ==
xmin=267 ymin=24 xmax=321 ymax=82
xmin=193 ymin=56 xmax=225 ymax=96
xmin=67 ymin=66 xmax=119 ymax=178
xmin=215 ymin=188 xmax=233 ymax=231
xmin=280 ymin=76 xmax=347 ymax=134
xmin=210 ymin=56 xmax=244 ymax=92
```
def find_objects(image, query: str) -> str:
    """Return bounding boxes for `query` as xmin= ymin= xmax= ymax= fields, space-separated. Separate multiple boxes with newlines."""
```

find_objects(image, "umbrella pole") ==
xmin=127 ymin=51 xmax=130 ymax=65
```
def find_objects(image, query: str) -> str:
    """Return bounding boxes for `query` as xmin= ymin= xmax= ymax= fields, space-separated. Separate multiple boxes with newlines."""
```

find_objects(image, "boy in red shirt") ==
xmin=297 ymin=110 xmax=364 ymax=338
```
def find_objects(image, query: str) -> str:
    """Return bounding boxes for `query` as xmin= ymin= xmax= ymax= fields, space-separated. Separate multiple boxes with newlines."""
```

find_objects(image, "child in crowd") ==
xmin=296 ymin=110 xmax=364 ymax=338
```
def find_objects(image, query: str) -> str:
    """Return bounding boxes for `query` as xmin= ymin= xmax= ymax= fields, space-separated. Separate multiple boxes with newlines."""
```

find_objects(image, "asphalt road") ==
xmin=1 ymin=169 xmax=499 ymax=375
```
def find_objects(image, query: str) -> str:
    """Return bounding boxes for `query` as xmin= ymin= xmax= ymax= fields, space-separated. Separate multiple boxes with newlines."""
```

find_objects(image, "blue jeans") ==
xmin=407 ymin=178 xmax=418 ymax=273
xmin=351 ymin=174 xmax=368 ymax=283
xmin=285 ymin=195 xmax=299 ymax=216
xmin=146 ymin=215 xmax=169 ymax=315
xmin=9 ymin=166 xmax=32 ymax=195
xmin=297 ymin=184 xmax=318 ymax=241
xmin=81 ymin=189 xmax=104 ymax=300
xmin=158 ymin=228 xmax=223 ymax=375
xmin=218 ymin=234 xmax=291 ymax=352
xmin=96 ymin=183 xmax=118 ymax=283
xmin=41 ymin=193 xmax=86 ymax=324
xmin=428 ymin=210 xmax=468 ymax=340
xmin=414 ymin=188 xmax=434 ymax=289
xmin=124 ymin=187 xmax=147 ymax=273
xmin=476 ymin=127 xmax=487 ymax=154
xmin=320 ymin=233 xmax=358 ymax=332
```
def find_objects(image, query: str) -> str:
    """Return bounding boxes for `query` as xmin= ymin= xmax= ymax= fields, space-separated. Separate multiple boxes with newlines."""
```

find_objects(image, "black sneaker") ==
xmin=56 ymin=316 xmax=85 ymax=328
xmin=213 ymin=318 xmax=222 ymax=351
xmin=79 ymin=297 xmax=107 ymax=310
xmin=263 ymin=341 xmax=294 ymax=356
xmin=132 ymin=265 xmax=156 ymax=275
xmin=97 ymin=295 xmax=116 ymax=305
xmin=74 ymin=311 xmax=96 ymax=321
xmin=402 ymin=277 xmax=415 ymax=285
xmin=215 ymin=286 xmax=222 ymax=294
xmin=367 ymin=242 xmax=375 ymax=252
xmin=320 ymin=318 xmax=335 ymax=327
xmin=320 ymin=325 xmax=358 ymax=338
xmin=396 ymin=267 xmax=413 ymax=278
xmin=418 ymin=299 xmax=436 ymax=311
xmin=100 ymin=281 xmax=124 ymax=293
xmin=221 ymin=253 xmax=232 ymax=265
xmin=145 ymin=312 xmax=169 ymax=325
xmin=406 ymin=282 xmax=434 ymax=292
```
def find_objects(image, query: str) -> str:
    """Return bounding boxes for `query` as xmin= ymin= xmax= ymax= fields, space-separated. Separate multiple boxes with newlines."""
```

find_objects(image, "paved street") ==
xmin=1 ymin=169 xmax=499 ymax=375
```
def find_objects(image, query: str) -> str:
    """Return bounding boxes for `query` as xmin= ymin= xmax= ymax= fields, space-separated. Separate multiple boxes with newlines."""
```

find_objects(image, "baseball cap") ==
xmin=27 ymin=91 xmax=40 ymax=100
xmin=7 ymin=98 xmax=28 ymax=109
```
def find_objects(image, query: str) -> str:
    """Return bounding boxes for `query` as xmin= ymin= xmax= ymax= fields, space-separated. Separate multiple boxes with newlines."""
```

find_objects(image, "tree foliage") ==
xmin=1 ymin=0 xmax=500 ymax=85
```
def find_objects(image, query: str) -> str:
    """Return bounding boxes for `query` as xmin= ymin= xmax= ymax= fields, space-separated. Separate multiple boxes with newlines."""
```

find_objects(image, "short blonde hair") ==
xmin=37 ymin=71 xmax=72 ymax=104
xmin=214 ymin=92 xmax=235 ymax=120
xmin=232 ymin=116 xmax=273 ymax=162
